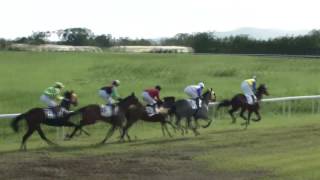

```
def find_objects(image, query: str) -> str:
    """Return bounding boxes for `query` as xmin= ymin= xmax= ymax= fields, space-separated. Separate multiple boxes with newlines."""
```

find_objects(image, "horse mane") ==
xmin=63 ymin=90 xmax=74 ymax=99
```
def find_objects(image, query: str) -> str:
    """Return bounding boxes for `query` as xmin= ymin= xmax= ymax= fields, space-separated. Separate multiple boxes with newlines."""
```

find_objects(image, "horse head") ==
xmin=202 ymin=88 xmax=216 ymax=103
xmin=118 ymin=92 xmax=140 ymax=110
xmin=61 ymin=90 xmax=78 ymax=109
xmin=256 ymin=84 xmax=269 ymax=100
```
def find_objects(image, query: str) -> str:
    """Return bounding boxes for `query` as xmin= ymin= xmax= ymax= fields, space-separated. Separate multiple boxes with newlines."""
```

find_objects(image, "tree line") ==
xmin=1 ymin=27 xmax=320 ymax=55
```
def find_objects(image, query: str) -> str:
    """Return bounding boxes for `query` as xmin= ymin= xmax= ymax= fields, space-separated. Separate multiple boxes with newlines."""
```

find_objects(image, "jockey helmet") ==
xmin=252 ymin=75 xmax=257 ymax=80
xmin=112 ymin=80 xmax=120 ymax=86
xmin=155 ymin=85 xmax=161 ymax=91
xmin=198 ymin=82 xmax=205 ymax=88
xmin=55 ymin=82 xmax=64 ymax=88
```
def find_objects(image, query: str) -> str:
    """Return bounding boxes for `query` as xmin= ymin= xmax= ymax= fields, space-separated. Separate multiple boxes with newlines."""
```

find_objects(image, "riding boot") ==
xmin=153 ymin=103 xmax=157 ymax=114
xmin=196 ymin=97 xmax=200 ymax=110
xmin=194 ymin=97 xmax=200 ymax=115
xmin=110 ymin=104 xmax=115 ymax=116
xmin=251 ymin=95 xmax=256 ymax=104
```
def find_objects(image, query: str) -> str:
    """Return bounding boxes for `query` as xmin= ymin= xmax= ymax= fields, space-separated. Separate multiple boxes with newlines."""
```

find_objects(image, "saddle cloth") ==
xmin=145 ymin=106 xmax=156 ymax=117
xmin=44 ymin=108 xmax=66 ymax=119
xmin=100 ymin=104 xmax=118 ymax=117
xmin=186 ymin=99 xmax=202 ymax=109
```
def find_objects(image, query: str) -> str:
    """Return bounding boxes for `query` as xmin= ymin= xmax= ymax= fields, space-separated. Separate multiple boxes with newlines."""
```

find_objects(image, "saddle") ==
xmin=44 ymin=107 xmax=67 ymax=119
xmin=145 ymin=105 xmax=157 ymax=117
xmin=100 ymin=104 xmax=118 ymax=117
xmin=186 ymin=99 xmax=202 ymax=109
xmin=244 ymin=95 xmax=257 ymax=105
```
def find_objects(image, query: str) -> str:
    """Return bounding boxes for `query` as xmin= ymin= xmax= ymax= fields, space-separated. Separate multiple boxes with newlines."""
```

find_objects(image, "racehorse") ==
xmin=217 ymin=84 xmax=269 ymax=129
xmin=120 ymin=96 xmax=176 ymax=142
xmin=170 ymin=89 xmax=216 ymax=136
xmin=11 ymin=91 xmax=79 ymax=150
xmin=65 ymin=93 xmax=140 ymax=144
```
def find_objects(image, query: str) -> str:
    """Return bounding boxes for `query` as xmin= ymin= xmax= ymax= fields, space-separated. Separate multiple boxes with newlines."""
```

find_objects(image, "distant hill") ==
xmin=214 ymin=27 xmax=309 ymax=40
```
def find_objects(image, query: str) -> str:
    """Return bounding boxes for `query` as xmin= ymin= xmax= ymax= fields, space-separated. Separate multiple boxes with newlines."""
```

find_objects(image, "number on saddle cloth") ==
xmin=187 ymin=99 xmax=202 ymax=109
xmin=145 ymin=105 xmax=156 ymax=117
xmin=44 ymin=107 xmax=65 ymax=119
xmin=100 ymin=104 xmax=117 ymax=117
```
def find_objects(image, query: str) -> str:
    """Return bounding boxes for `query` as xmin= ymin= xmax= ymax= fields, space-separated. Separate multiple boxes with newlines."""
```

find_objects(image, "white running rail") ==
xmin=1 ymin=95 xmax=320 ymax=119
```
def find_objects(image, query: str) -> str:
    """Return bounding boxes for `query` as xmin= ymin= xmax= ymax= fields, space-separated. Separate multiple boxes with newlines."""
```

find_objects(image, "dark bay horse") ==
xmin=11 ymin=91 xmax=79 ymax=150
xmin=66 ymin=93 xmax=140 ymax=144
xmin=120 ymin=97 xmax=176 ymax=142
xmin=170 ymin=89 xmax=216 ymax=136
xmin=217 ymin=84 xmax=269 ymax=129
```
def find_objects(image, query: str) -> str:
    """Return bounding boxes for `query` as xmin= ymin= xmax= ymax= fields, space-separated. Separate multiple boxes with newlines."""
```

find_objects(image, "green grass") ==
xmin=1 ymin=51 xmax=320 ymax=179
xmin=1 ymin=51 xmax=320 ymax=113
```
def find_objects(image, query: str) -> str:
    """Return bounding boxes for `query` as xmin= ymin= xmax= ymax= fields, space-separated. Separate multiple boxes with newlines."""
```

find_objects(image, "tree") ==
xmin=191 ymin=32 xmax=215 ymax=53
xmin=28 ymin=31 xmax=50 ymax=45
xmin=94 ymin=34 xmax=112 ymax=47
xmin=0 ymin=38 xmax=8 ymax=49
xmin=59 ymin=28 xmax=93 ymax=46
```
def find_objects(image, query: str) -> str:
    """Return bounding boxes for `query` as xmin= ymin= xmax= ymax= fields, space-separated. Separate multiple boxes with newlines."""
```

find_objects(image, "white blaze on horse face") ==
xmin=211 ymin=91 xmax=216 ymax=102
xmin=71 ymin=93 xmax=78 ymax=105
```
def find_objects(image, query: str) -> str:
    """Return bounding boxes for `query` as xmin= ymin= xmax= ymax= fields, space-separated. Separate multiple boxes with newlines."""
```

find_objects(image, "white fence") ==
xmin=1 ymin=95 xmax=320 ymax=119
xmin=209 ymin=95 xmax=320 ymax=116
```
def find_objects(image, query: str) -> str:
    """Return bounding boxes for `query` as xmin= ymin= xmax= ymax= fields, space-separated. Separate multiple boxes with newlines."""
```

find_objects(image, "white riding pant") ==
xmin=99 ymin=90 xmax=114 ymax=105
xmin=142 ymin=91 xmax=156 ymax=105
xmin=184 ymin=86 xmax=198 ymax=99
xmin=241 ymin=81 xmax=256 ymax=105
xmin=40 ymin=95 xmax=57 ymax=107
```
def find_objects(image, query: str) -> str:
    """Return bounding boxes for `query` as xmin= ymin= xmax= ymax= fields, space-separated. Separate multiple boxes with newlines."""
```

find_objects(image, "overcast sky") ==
xmin=1 ymin=0 xmax=319 ymax=39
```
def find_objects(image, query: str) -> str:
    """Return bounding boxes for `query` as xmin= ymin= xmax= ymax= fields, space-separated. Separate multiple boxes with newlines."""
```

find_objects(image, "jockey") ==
xmin=184 ymin=82 xmax=205 ymax=109
xmin=142 ymin=85 xmax=161 ymax=114
xmin=40 ymin=82 xmax=64 ymax=117
xmin=241 ymin=76 xmax=257 ymax=105
xmin=99 ymin=80 xmax=121 ymax=106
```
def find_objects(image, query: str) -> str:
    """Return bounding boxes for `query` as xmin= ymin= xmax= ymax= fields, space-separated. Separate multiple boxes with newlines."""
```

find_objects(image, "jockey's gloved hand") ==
xmin=157 ymin=99 xmax=163 ymax=105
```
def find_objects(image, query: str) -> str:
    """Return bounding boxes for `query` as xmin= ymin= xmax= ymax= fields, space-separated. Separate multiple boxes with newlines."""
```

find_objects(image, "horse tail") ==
xmin=217 ymin=100 xmax=231 ymax=110
xmin=11 ymin=113 xmax=26 ymax=132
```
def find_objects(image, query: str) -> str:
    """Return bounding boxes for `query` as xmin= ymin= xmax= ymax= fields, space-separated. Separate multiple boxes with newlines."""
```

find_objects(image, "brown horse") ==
xmin=66 ymin=93 xmax=140 ymax=144
xmin=120 ymin=97 xmax=176 ymax=142
xmin=11 ymin=91 xmax=79 ymax=150
xmin=217 ymin=84 xmax=269 ymax=129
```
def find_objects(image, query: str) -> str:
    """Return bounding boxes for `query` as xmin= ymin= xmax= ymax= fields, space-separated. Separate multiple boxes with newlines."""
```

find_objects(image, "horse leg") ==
xmin=175 ymin=115 xmax=184 ymax=135
xmin=166 ymin=120 xmax=176 ymax=131
xmin=120 ymin=124 xmax=129 ymax=142
xmin=100 ymin=125 xmax=116 ymax=144
xmin=239 ymin=107 xmax=247 ymax=121
xmin=161 ymin=122 xmax=166 ymax=137
xmin=120 ymin=120 xmax=135 ymax=142
xmin=252 ymin=110 xmax=261 ymax=121
xmin=188 ymin=117 xmax=200 ymax=136
xmin=169 ymin=115 xmax=177 ymax=133
xmin=162 ymin=122 xmax=173 ymax=138
xmin=64 ymin=121 xmax=90 ymax=137
xmin=21 ymin=128 xmax=35 ymax=151
xmin=242 ymin=110 xmax=252 ymax=130
xmin=125 ymin=131 xmax=131 ymax=142
xmin=246 ymin=110 xmax=254 ymax=129
xmin=194 ymin=119 xmax=200 ymax=129
xmin=36 ymin=126 xmax=57 ymax=146
xmin=66 ymin=124 xmax=82 ymax=139
xmin=229 ymin=107 xmax=238 ymax=123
